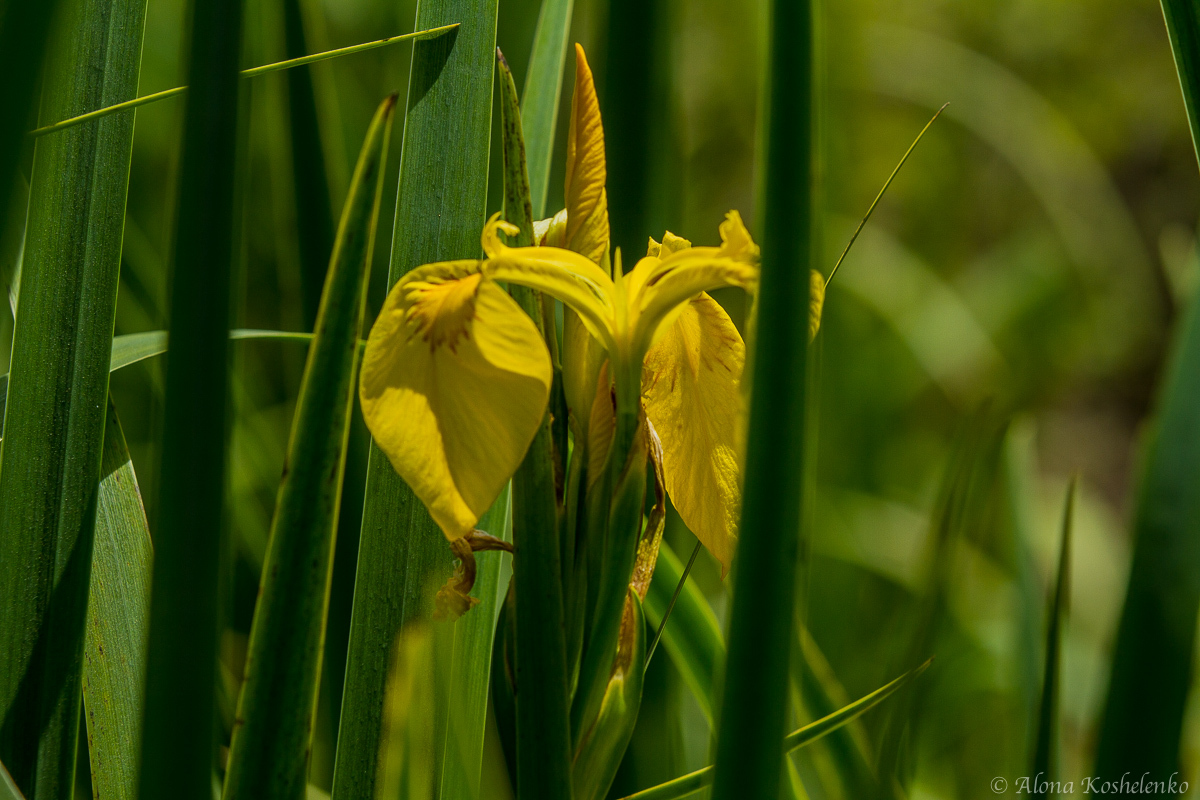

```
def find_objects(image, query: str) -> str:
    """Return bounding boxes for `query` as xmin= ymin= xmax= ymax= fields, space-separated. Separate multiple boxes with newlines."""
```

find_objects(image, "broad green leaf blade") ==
xmin=520 ymin=0 xmax=574 ymax=218
xmin=0 ymin=0 xmax=61 ymax=231
xmin=710 ymin=2 xmax=813 ymax=799
xmin=138 ymin=0 xmax=244 ymax=796
xmin=0 ymin=0 xmax=147 ymax=792
xmin=331 ymin=0 xmax=500 ymax=796
xmin=642 ymin=542 xmax=722 ymax=724
xmin=29 ymin=25 xmax=460 ymax=139
xmin=619 ymin=662 xmax=931 ymax=800
xmin=83 ymin=402 xmax=153 ymax=800
xmin=1093 ymin=2 xmax=1200 ymax=780
xmin=222 ymin=95 xmax=396 ymax=800
xmin=1031 ymin=479 xmax=1074 ymax=794
xmin=498 ymin=48 xmax=574 ymax=800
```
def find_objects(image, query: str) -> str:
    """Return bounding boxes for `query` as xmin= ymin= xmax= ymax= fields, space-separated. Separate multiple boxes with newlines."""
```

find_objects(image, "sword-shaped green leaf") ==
xmin=222 ymin=94 xmax=397 ymax=800
xmin=0 ymin=0 xmax=147 ymax=793
xmin=332 ymin=1 xmax=500 ymax=796
xmin=82 ymin=402 xmax=153 ymax=800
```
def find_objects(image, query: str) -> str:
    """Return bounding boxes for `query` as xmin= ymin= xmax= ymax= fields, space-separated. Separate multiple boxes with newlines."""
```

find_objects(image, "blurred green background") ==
xmin=14 ymin=0 xmax=1197 ymax=796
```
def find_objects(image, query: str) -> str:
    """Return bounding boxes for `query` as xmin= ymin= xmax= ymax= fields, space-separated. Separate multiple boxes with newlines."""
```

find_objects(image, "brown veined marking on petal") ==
xmin=565 ymin=44 xmax=609 ymax=265
xmin=404 ymin=271 xmax=483 ymax=353
xmin=641 ymin=292 xmax=744 ymax=575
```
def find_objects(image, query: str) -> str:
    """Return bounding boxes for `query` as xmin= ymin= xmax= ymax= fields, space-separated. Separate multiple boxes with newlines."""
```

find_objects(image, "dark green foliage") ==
xmin=137 ymin=0 xmax=244 ymax=797
xmin=0 ymin=0 xmax=146 ymax=794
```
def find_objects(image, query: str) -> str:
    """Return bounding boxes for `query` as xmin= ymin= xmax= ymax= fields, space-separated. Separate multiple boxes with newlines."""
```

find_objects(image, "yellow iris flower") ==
xmin=359 ymin=44 xmax=821 ymax=572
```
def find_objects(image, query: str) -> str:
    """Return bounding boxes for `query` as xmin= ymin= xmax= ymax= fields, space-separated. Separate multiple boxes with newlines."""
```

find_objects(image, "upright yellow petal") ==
xmin=360 ymin=267 xmax=553 ymax=540
xmin=565 ymin=44 xmax=610 ymax=265
xmin=641 ymin=293 xmax=744 ymax=574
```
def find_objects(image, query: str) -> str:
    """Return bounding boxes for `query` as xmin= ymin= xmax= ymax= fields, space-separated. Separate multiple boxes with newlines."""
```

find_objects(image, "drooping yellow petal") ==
xmin=641 ymin=293 xmax=745 ymax=574
xmin=360 ymin=267 xmax=553 ymax=540
xmin=565 ymin=44 xmax=610 ymax=266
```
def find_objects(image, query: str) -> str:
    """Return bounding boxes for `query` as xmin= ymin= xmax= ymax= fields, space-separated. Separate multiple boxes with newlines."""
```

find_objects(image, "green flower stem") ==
xmin=499 ymin=48 xmax=575 ymax=800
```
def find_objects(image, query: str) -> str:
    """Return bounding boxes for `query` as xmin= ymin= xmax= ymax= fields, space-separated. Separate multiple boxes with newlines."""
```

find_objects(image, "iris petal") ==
xmin=641 ymin=293 xmax=745 ymax=574
xmin=565 ymin=44 xmax=610 ymax=266
xmin=360 ymin=269 xmax=553 ymax=540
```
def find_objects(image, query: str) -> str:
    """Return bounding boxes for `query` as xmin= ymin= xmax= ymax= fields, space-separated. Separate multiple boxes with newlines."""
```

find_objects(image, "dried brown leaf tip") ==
xmin=434 ymin=530 xmax=514 ymax=621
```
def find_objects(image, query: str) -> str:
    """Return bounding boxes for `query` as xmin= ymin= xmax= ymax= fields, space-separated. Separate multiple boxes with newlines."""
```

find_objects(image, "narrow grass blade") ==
xmin=824 ymin=104 xmax=947 ymax=286
xmin=0 ymin=0 xmax=147 ymax=793
xmin=83 ymin=402 xmax=153 ymax=800
xmin=0 ymin=760 xmax=23 ymax=800
xmin=710 ymin=2 xmax=813 ymax=799
xmin=644 ymin=542 xmax=701 ymax=669
xmin=222 ymin=95 xmax=396 ymax=800
xmin=641 ymin=542 xmax=722 ymax=724
xmin=331 ymin=1 xmax=499 ymax=796
xmin=521 ymin=0 xmax=575 ymax=217
xmin=283 ymin=0 xmax=337 ymax=329
xmin=137 ymin=0 xmax=244 ymax=796
xmin=0 ymin=0 xmax=61 ymax=230
xmin=620 ymin=662 xmax=931 ymax=800
xmin=498 ymin=50 xmax=574 ymax=800
xmin=1031 ymin=479 xmax=1074 ymax=796
xmin=29 ymin=25 xmax=459 ymax=139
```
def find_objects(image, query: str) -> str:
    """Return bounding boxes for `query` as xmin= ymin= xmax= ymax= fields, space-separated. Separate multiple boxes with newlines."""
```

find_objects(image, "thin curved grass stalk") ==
xmin=619 ymin=661 xmax=932 ymax=800
xmin=29 ymin=25 xmax=458 ymax=139
xmin=222 ymin=94 xmax=396 ymax=800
